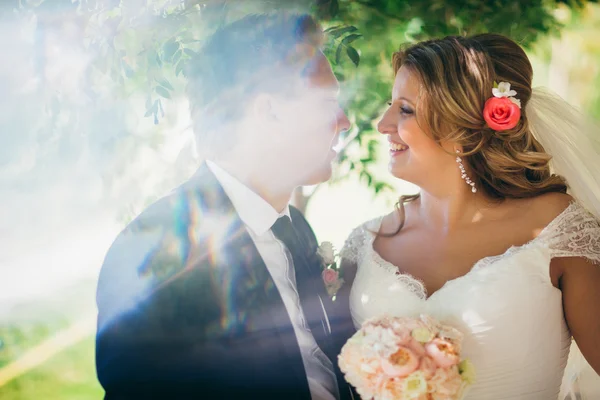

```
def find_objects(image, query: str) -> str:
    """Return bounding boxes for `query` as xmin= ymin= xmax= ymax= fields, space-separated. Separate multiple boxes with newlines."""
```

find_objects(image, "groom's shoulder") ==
xmin=97 ymin=186 xmax=207 ymax=320
xmin=128 ymin=190 xmax=186 ymax=234
xmin=100 ymin=185 xmax=200 ymax=277
xmin=123 ymin=176 xmax=209 ymax=237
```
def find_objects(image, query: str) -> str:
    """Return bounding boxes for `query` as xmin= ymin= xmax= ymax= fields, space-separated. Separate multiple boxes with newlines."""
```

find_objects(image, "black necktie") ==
xmin=271 ymin=216 xmax=339 ymax=399
xmin=271 ymin=216 xmax=330 ymax=337
xmin=271 ymin=216 xmax=302 ymax=262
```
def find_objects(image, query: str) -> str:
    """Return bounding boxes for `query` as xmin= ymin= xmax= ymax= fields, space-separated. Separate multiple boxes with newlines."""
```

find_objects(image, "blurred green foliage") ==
xmin=5 ymin=0 xmax=598 ymax=214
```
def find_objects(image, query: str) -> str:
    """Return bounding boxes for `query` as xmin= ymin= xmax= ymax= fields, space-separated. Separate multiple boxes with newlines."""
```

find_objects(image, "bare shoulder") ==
xmin=529 ymin=191 xmax=574 ymax=227
xmin=379 ymin=207 xmax=403 ymax=236
xmin=532 ymin=191 xmax=574 ymax=213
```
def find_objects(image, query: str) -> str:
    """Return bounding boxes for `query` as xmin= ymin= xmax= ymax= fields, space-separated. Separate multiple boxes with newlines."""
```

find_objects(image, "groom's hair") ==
xmin=186 ymin=12 xmax=324 ymax=156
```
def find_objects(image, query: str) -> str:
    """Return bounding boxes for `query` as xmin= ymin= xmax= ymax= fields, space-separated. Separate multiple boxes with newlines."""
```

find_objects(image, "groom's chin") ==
xmin=302 ymin=164 xmax=333 ymax=186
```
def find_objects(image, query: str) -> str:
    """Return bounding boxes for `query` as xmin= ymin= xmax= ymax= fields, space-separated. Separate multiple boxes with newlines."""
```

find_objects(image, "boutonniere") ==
xmin=317 ymin=241 xmax=344 ymax=300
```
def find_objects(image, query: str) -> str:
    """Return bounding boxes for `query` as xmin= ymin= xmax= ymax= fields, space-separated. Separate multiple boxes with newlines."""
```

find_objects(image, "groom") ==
xmin=95 ymin=12 xmax=355 ymax=400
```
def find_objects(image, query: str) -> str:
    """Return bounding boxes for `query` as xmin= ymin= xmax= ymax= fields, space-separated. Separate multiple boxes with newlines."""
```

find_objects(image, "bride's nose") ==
xmin=377 ymin=109 xmax=397 ymax=136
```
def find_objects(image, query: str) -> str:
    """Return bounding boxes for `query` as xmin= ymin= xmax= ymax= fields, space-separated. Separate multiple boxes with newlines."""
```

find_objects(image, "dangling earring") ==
xmin=455 ymin=149 xmax=477 ymax=193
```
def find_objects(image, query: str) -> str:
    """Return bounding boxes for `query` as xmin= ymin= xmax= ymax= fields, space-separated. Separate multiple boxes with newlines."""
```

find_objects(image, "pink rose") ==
xmin=429 ymin=366 xmax=463 ymax=396
xmin=380 ymin=346 xmax=420 ymax=377
xmin=418 ymin=355 xmax=438 ymax=379
xmin=322 ymin=268 xmax=339 ymax=285
xmin=404 ymin=336 xmax=427 ymax=358
xmin=425 ymin=338 xmax=460 ymax=368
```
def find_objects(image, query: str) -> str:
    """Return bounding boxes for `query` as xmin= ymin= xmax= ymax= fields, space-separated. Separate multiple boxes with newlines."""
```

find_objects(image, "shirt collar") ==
xmin=206 ymin=160 xmax=291 ymax=236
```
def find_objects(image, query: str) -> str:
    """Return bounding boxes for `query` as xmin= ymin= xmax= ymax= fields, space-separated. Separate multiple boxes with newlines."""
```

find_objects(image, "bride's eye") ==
xmin=400 ymin=106 xmax=414 ymax=115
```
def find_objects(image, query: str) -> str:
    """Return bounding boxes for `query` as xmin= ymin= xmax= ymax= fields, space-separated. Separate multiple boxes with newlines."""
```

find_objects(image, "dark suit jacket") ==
xmin=95 ymin=164 xmax=356 ymax=399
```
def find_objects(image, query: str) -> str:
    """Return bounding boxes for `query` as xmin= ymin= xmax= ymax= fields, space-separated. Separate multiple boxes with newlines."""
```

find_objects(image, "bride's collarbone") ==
xmin=372 ymin=218 xmax=537 ymax=286
xmin=372 ymin=193 xmax=573 ymax=294
xmin=373 ymin=230 xmax=480 ymax=283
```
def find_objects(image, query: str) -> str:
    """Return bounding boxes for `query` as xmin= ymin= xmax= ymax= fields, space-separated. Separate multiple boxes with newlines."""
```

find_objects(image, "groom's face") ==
xmin=269 ymin=52 xmax=350 ymax=186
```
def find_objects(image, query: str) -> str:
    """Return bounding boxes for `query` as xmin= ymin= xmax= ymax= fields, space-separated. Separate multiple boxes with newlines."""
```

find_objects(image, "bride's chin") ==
xmin=388 ymin=164 xmax=409 ymax=180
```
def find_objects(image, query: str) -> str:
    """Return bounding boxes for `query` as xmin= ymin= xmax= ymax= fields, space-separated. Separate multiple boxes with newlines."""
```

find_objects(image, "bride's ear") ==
xmin=440 ymin=138 xmax=461 ymax=156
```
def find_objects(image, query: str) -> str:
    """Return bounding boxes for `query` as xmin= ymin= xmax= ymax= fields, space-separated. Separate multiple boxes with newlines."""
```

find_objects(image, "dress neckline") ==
xmin=365 ymin=201 xmax=578 ymax=301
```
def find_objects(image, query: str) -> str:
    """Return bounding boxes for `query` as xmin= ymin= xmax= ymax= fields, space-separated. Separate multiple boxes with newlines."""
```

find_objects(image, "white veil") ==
xmin=528 ymin=88 xmax=600 ymax=219
xmin=527 ymin=87 xmax=600 ymax=399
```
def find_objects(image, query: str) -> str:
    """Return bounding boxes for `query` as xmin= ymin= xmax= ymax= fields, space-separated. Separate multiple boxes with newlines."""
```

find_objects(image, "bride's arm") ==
xmin=556 ymin=256 xmax=600 ymax=375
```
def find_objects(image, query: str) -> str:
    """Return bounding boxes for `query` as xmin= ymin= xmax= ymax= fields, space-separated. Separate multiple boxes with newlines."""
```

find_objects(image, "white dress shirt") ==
xmin=206 ymin=160 xmax=338 ymax=400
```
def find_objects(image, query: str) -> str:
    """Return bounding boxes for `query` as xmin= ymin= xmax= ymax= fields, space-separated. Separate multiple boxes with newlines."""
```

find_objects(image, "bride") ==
xmin=338 ymin=33 xmax=600 ymax=399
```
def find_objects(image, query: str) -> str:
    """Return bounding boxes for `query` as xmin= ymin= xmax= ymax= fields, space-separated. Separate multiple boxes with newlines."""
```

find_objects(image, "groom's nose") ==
xmin=336 ymin=107 xmax=351 ymax=134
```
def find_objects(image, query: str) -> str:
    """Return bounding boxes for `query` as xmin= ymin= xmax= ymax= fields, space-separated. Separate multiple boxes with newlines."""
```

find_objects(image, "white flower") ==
xmin=400 ymin=370 xmax=428 ymax=398
xmin=458 ymin=359 xmax=476 ymax=385
xmin=318 ymin=241 xmax=336 ymax=265
xmin=508 ymin=96 xmax=522 ymax=109
xmin=492 ymin=81 xmax=517 ymax=98
xmin=361 ymin=325 xmax=399 ymax=357
xmin=411 ymin=327 xmax=434 ymax=343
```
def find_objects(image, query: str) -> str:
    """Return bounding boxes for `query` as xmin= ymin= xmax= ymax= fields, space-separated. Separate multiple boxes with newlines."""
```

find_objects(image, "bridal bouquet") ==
xmin=339 ymin=315 xmax=475 ymax=400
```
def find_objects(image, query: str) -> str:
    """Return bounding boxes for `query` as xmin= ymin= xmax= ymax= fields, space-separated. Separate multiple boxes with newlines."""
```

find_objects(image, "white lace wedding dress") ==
xmin=341 ymin=201 xmax=600 ymax=399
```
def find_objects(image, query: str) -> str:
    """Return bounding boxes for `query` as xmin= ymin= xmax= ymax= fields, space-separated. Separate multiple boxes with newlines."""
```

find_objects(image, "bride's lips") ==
xmin=389 ymin=140 xmax=409 ymax=156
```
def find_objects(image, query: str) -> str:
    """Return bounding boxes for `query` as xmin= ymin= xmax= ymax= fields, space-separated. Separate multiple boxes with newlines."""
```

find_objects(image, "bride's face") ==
xmin=377 ymin=66 xmax=454 ymax=186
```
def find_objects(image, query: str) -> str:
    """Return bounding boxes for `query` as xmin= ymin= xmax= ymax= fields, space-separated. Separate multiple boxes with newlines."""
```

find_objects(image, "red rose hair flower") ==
xmin=483 ymin=82 xmax=521 ymax=132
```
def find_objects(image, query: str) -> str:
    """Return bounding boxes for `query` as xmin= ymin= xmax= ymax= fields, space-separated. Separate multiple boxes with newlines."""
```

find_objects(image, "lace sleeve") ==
xmin=543 ymin=202 xmax=600 ymax=265
xmin=340 ymin=217 xmax=384 ymax=264
xmin=339 ymin=225 xmax=366 ymax=264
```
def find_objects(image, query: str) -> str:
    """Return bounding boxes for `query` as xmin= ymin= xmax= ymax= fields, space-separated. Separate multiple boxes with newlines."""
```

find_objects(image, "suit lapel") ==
xmin=184 ymin=164 xmax=310 ymax=395
xmin=289 ymin=224 xmax=334 ymax=352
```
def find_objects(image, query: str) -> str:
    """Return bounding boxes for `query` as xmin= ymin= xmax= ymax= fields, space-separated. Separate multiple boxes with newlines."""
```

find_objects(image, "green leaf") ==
xmin=144 ymin=99 xmax=158 ymax=117
xmin=334 ymin=71 xmax=345 ymax=82
xmin=335 ymin=43 xmax=343 ymax=64
xmin=324 ymin=25 xmax=342 ymax=33
xmin=367 ymin=139 xmax=378 ymax=153
xmin=183 ymin=48 xmax=197 ymax=57
xmin=341 ymin=34 xmax=363 ymax=45
xmin=360 ymin=171 xmax=373 ymax=186
xmin=175 ymin=60 xmax=186 ymax=77
xmin=374 ymin=181 xmax=393 ymax=194
xmin=181 ymin=38 xmax=201 ymax=44
xmin=173 ymin=49 xmax=183 ymax=64
xmin=327 ymin=26 xmax=358 ymax=39
xmin=163 ymin=40 xmax=180 ymax=62
xmin=158 ymin=98 xmax=164 ymax=117
xmin=329 ymin=0 xmax=339 ymax=18
xmin=156 ymin=86 xmax=171 ymax=99
xmin=346 ymin=46 xmax=360 ymax=67
xmin=156 ymin=78 xmax=174 ymax=91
